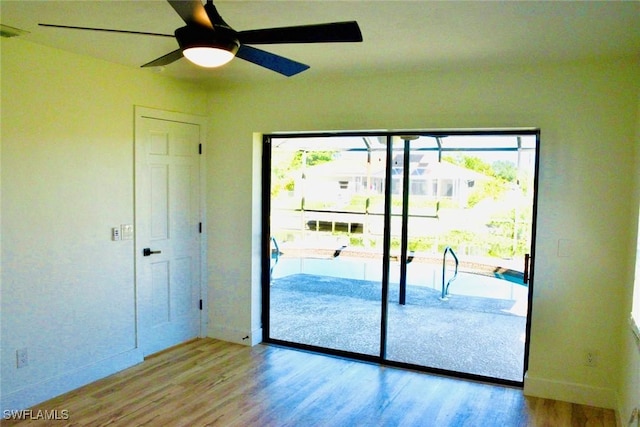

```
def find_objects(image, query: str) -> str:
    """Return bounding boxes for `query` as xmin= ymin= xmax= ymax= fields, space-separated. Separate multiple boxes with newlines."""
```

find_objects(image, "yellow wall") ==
xmin=1 ymin=34 xmax=639 ymax=420
xmin=205 ymin=57 xmax=640 ymax=413
xmin=619 ymin=92 xmax=640 ymax=426
xmin=0 ymin=38 xmax=207 ymax=409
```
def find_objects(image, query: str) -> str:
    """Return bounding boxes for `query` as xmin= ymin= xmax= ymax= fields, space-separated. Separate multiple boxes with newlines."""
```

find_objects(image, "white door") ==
xmin=135 ymin=108 xmax=203 ymax=356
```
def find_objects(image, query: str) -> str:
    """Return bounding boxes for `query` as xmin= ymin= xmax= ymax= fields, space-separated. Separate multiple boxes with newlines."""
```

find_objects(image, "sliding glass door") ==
xmin=263 ymin=131 xmax=538 ymax=384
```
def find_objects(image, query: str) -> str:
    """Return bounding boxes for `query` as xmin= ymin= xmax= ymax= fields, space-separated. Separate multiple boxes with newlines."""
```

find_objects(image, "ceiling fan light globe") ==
xmin=183 ymin=47 xmax=234 ymax=68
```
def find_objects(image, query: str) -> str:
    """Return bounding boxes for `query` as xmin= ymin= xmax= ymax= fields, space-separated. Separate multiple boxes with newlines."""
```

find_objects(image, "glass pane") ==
xmin=272 ymin=135 xmax=384 ymax=152
xmin=385 ymin=134 xmax=532 ymax=382
xmin=441 ymin=135 xmax=520 ymax=150
xmin=269 ymin=135 xmax=384 ymax=356
xmin=519 ymin=134 xmax=537 ymax=149
xmin=407 ymin=136 xmax=439 ymax=150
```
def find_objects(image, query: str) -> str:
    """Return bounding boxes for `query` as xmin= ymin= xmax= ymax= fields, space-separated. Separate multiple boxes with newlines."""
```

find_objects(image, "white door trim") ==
xmin=134 ymin=106 xmax=208 ymax=352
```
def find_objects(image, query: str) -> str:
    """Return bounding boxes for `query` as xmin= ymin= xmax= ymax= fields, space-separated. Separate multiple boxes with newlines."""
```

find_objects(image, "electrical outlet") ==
xmin=585 ymin=350 xmax=598 ymax=367
xmin=111 ymin=227 xmax=120 ymax=241
xmin=16 ymin=348 xmax=28 ymax=368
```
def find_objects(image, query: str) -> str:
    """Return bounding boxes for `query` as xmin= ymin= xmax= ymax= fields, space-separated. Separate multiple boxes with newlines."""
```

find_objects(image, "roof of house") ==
xmin=304 ymin=155 xmax=490 ymax=181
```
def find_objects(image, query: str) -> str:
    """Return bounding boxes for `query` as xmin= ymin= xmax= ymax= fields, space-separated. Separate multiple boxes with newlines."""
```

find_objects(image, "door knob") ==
xmin=143 ymin=248 xmax=162 ymax=257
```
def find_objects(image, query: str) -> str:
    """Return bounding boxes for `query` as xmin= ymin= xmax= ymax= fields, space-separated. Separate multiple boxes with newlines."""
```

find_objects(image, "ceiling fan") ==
xmin=39 ymin=0 xmax=363 ymax=77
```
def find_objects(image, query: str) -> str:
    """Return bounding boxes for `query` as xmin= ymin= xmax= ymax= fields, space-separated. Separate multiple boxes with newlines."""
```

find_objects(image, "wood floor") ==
xmin=4 ymin=338 xmax=616 ymax=426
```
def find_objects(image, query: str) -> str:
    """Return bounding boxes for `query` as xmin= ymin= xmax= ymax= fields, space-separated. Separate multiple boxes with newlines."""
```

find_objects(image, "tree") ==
xmin=291 ymin=150 xmax=336 ymax=168
xmin=443 ymin=155 xmax=525 ymax=208
xmin=443 ymin=154 xmax=493 ymax=176
xmin=272 ymin=150 xmax=336 ymax=198
xmin=492 ymin=160 xmax=517 ymax=182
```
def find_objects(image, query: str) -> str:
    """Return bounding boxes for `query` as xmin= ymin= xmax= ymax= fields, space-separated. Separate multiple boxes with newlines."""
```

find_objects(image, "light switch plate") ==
xmin=111 ymin=227 xmax=120 ymax=241
xmin=121 ymin=224 xmax=134 ymax=240
xmin=557 ymin=239 xmax=572 ymax=257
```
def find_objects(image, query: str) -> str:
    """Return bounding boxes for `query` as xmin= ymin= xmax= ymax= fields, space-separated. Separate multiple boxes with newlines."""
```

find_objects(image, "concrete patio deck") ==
xmin=269 ymin=257 xmax=528 ymax=382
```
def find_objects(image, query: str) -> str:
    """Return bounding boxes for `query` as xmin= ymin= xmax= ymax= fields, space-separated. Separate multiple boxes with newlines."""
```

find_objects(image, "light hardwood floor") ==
xmin=3 ymin=338 xmax=617 ymax=426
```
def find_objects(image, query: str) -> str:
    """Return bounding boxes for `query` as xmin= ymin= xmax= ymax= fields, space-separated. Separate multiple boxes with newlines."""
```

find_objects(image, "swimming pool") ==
xmin=271 ymin=255 xmax=528 ymax=303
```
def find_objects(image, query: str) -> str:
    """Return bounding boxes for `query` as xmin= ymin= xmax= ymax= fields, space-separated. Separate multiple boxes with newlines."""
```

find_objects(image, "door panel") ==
xmin=268 ymin=136 xmax=384 ymax=356
xmin=385 ymin=135 xmax=532 ymax=382
xmin=151 ymin=261 xmax=170 ymax=325
xmin=136 ymin=113 xmax=201 ymax=356
xmin=150 ymin=165 xmax=169 ymax=239
xmin=173 ymin=256 xmax=193 ymax=318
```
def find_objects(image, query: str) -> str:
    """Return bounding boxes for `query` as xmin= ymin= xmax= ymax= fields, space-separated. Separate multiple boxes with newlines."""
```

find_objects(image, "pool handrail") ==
xmin=441 ymin=246 xmax=459 ymax=300
xmin=270 ymin=236 xmax=281 ymax=276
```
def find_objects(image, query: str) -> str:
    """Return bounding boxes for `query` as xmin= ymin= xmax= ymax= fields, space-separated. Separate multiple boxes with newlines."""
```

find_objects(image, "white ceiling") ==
xmin=2 ymin=0 xmax=639 ymax=86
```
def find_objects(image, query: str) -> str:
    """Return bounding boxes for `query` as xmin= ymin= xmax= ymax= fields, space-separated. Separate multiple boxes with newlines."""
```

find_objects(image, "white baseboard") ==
xmin=1 ymin=348 xmax=143 ymax=413
xmin=208 ymin=325 xmax=261 ymax=346
xmin=523 ymin=372 xmax=617 ymax=409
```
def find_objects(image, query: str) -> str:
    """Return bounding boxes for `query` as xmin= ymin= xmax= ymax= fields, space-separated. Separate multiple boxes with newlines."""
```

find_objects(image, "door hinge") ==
xmin=198 ymin=143 xmax=202 ymax=155
xmin=199 ymin=299 xmax=203 ymax=310
xmin=199 ymin=222 xmax=202 ymax=233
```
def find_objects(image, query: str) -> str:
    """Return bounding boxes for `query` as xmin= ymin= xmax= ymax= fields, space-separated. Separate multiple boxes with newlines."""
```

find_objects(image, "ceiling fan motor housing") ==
xmin=175 ymin=25 xmax=240 ymax=55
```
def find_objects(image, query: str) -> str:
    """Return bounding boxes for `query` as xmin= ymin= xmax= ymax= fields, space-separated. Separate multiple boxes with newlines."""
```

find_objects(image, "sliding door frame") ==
xmin=261 ymin=129 xmax=540 ymax=387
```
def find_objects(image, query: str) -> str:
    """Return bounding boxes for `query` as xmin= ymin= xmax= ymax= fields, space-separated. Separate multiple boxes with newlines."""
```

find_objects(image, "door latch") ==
xmin=143 ymin=248 xmax=162 ymax=257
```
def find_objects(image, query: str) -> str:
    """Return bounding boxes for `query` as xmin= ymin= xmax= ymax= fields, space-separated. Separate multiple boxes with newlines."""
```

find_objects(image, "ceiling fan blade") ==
xmin=236 ymin=45 xmax=309 ymax=77
xmin=203 ymin=0 xmax=232 ymax=29
xmin=238 ymin=21 xmax=362 ymax=45
xmin=39 ymin=23 xmax=174 ymax=38
xmin=167 ymin=0 xmax=213 ymax=29
xmin=141 ymin=49 xmax=183 ymax=68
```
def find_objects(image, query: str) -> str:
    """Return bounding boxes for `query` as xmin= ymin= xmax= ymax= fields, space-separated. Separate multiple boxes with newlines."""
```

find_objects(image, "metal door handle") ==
xmin=143 ymin=248 xmax=162 ymax=257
